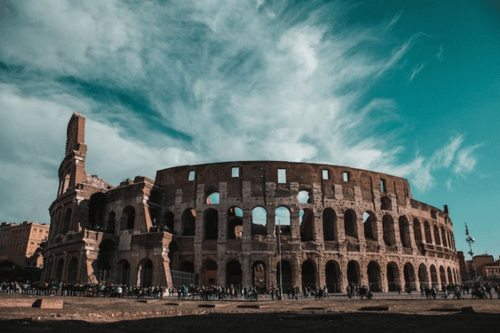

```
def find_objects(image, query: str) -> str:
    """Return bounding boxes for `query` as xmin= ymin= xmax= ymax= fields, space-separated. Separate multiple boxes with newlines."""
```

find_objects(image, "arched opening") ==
xmin=226 ymin=260 xmax=242 ymax=288
xmin=382 ymin=215 xmax=396 ymax=246
xmin=439 ymin=266 xmax=446 ymax=285
xmin=182 ymin=209 xmax=196 ymax=236
xmin=387 ymin=262 xmax=400 ymax=291
xmin=107 ymin=211 xmax=116 ymax=233
xmin=204 ymin=209 xmax=219 ymax=240
xmin=148 ymin=190 xmax=162 ymax=226
xmin=413 ymin=219 xmax=422 ymax=244
xmin=299 ymin=209 xmax=314 ymax=241
xmin=179 ymin=261 xmax=194 ymax=273
xmin=322 ymin=208 xmax=337 ymax=241
xmin=67 ymin=257 xmax=78 ymax=283
xmin=276 ymin=260 xmax=292 ymax=290
xmin=301 ymin=260 xmax=316 ymax=289
xmin=298 ymin=190 xmax=312 ymax=204
xmin=418 ymin=264 xmax=428 ymax=286
xmin=430 ymin=265 xmax=438 ymax=286
xmin=203 ymin=260 xmax=218 ymax=286
xmin=117 ymin=260 xmax=130 ymax=285
xmin=441 ymin=227 xmax=448 ymax=247
xmin=363 ymin=211 xmax=377 ymax=240
xmin=251 ymin=206 xmax=267 ymax=236
xmin=168 ymin=241 xmax=179 ymax=270
xmin=424 ymin=221 xmax=432 ymax=244
xmin=162 ymin=211 xmax=175 ymax=232
xmin=97 ymin=239 xmax=115 ymax=284
xmin=344 ymin=209 xmax=358 ymax=239
xmin=227 ymin=206 xmax=243 ymax=240
xmin=206 ymin=192 xmax=220 ymax=204
xmin=347 ymin=261 xmax=360 ymax=287
xmin=325 ymin=260 xmax=341 ymax=293
xmin=62 ymin=209 xmax=72 ymax=234
xmin=404 ymin=263 xmax=416 ymax=290
xmin=367 ymin=261 xmax=381 ymax=292
xmin=380 ymin=196 xmax=392 ymax=210
xmin=120 ymin=206 xmax=135 ymax=230
xmin=252 ymin=261 xmax=266 ymax=292
xmin=89 ymin=192 xmax=108 ymax=231
xmin=447 ymin=267 xmax=453 ymax=285
xmin=55 ymin=259 xmax=64 ymax=282
xmin=275 ymin=206 xmax=291 ymax=235
xmin=138 ymin=260 xmax=153 ymax=287
xmin=433 ymin=225 xmax=441 ymax=246
xmin=399 ymin=216 xmax=411 ymax=248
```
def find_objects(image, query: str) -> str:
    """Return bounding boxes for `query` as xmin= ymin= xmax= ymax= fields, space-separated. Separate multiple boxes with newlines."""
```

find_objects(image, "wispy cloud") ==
xmin=0 ymin=0 xmax=479 ymax=222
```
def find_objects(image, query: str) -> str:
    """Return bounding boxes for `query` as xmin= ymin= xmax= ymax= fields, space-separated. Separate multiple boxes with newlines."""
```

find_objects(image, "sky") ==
xmin=1 ymin=0 xmax=499 ymax=259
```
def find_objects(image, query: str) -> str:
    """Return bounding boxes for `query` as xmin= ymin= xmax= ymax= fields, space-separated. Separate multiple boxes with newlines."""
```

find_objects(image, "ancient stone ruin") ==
xmin=42 ymin=113 xmax=461 ymax=292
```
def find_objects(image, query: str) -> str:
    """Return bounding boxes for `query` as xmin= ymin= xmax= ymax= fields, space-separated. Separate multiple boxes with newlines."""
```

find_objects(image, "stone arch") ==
xmin=227 ymin=206 xmax=243 ymax=240
xmin=433 ymin=225 xmax=441 ymax=246
xmin=301 ymin=260 xmax=316 ymax=289
xmin=204 ymin=208 xmax=219 ymax=240
xmin=418 ymin=264 xmax=428 ymax=286
xmin=251 ymin=206 xmax=267 ymax=236
xmin=363 ymin=211 xmax=377 ymax=241
xmin=226 ymin=260 xmax=242 ymax=288
xmin=62 ymin=209 xmax=72 ymax=234
xmin=120 ymin=206 xmax=135 ymax=230
xmin=430 ymin=265 xmax=438 ymax=286
xmin=323 ymin=208 xmax=337 ymax=241
xmin=137 ymin=259 xmax=153 ymax=287
xmin=181 ymin=209 xmax=196 ymax=236
xmin=404 ymin=262 xmax=416 ymax=290
xmin=206 ymin=192 xmax=220 ymax=204
xmin=439 ymin=266 xmax=446 ymax=285
xmin=67 ymin=257 xmax=78 ymax=283
xmin=447 ymin=267 xmax=453 ymax=285
xmin=252 ymin=261 xmax=266 ymax=292
xmin=298 ymin=189 xmax=312 ymax=204
xmin=380 ymin=196 xmax=392 ymax=210
xmin=97 ymin=239 xmax=116 ymax=284
xmin=344 ymin=209 xmax=358 ymax=239
xmin=55 ymin=259 xmax=64 ymax=282
xmin=382 ymin=215 xmax=396 ymax=246
xmin=148 ymin=190 xmax=162 ymax=226
xmin=162 ymin=210 xmax=175 ymax=232
xmin=275 ymin=206 xmax=291 ymax=235
xmin=441 ymin=227 xmax=448 ymax=247
xmin=325 ymin=260 xmax=341 ymax=293
xmin=399 ymin=216 xmax=411 ymax=248
xmin=202 ymin=259 xmax=218 ymax=286
xmin=387 ymin=262 xmax=400 ymax=291
xmin=117 ymin=259 xmax=130 ymax=285
xmin=179 ymin=261 xmax=194 ymax=273
xmin=347 ymin=260 xmax=361 ymax=287
xmin=299 ymin=208 xmax=314 ymax=241
xmin=424 ymin=221 xmax=432 ymax=243
xmin=276 ymin=260 xmax=293 ymax=290
xmin=367 ymin=261 xmax=382 ymax=292
xmin=413 ymin=218 xmax=422 ymax=243
xmin=107 ymin=211 xmax=116 ymax=233
xmin=88 ymin=192 xmax=108 ymax=230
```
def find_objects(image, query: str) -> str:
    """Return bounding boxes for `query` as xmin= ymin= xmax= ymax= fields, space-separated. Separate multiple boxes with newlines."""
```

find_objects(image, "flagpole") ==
xmin=278 ymin=219 xmax=283 ymax=300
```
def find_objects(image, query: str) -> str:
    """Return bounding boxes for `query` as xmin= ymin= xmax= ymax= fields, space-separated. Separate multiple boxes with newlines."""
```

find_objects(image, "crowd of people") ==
xmin=1 ymin=280 xmax=500 ymax=300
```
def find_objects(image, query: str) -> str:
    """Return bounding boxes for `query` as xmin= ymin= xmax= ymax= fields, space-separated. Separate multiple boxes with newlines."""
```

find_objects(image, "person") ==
xmin=270 ymin=285 xmax=275 ymax=301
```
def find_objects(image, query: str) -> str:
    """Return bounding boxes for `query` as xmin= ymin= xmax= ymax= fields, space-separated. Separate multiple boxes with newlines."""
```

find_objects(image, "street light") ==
xmin=465 ymin=223 xmax=477 ymax=281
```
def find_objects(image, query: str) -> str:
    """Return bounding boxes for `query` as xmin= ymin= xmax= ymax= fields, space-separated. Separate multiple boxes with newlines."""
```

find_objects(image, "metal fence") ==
xmin=170 ymin=270 xmax=195 ymax=288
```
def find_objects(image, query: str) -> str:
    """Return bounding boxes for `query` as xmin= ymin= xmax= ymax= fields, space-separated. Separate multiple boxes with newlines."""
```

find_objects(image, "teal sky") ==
xmin=0 ymin=0 xmax=499 ymax=259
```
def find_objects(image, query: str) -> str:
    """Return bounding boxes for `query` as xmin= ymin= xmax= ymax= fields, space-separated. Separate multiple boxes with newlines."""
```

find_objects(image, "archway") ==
xmin=418 ymin=264 xmax=428 ymax=287
xmin=55 ymin=259 xmax=64 ymax=282
xmin=404 ymin=263 xmax=416 ymax=290
xmin=138 ymin=260 xmax=153 ymax=287
xmin=275 ymin=207 xmax=291 ymax=235
xmin=301 ymin=260 xmax=316 ymax=289
xmin=252 ymin=261 xmax=266 ymax=292
xmin=276 ymin=260 xmax=292 ymax=290
xmin=344 ymin=210 xmax=357 ymax=239
xmin=447 ymin=267 xmax=453 ymax=285
xmin=430 ymin=265 xmax=438 ymax=286
xmin=347 ymin=261 xmax=360 ymax=287
xmin=299 ymin=209 xmax=314 ymax=241
xmin=89 ymin=192 xmax=108 ymax=230
xmin=227 ymin=207 xmax=243 ymax=239
xmin=203 ymin=260 xmax=218 ymax=286
xmin=181 ymin=209 xmax=196 ymax=236
xmin=363 ymin=211 xmax=377 ymax=240
xmin=325 ymin=260 xmax=341 ymax=293
xmin=121 ymin=206 xmax=135 ymax=230
xmin=439 ymin=266 xmax=446 ymax=285
xmin=399 ymin=216 xmax=411 ymax=248
xmin=322 ymin=208 xmax=336 ymax=241
xmin=67 ymin=257 xmax=78 ymax=283
xmin=367 ymin=261 xmax=381 ymax=292
xmin=204 ymin=209 xmax=218 ymax=240
xmin=382 ymin=215 xmax=396 ymax=246
xmin=252 ymin=206 xmax=267 ymax=236
xmin=98 ymin=239 xmax=116 ymax=284
xmin=387 ymin=262 xmax=400 ymax=291
xmin=117 ymin=260 xmax=130 ymax=285
xmin=226 ymin=260 xmax=242 ymax=288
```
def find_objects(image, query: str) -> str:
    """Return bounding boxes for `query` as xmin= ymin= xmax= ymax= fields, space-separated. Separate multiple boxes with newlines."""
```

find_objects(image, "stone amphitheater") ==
xmin=42 ymin=113 xmax=460 ymax=293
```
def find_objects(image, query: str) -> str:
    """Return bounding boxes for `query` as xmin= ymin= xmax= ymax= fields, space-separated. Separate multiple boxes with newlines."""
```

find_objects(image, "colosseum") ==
xmin=41 ymin=113 xmax=461 ymax=293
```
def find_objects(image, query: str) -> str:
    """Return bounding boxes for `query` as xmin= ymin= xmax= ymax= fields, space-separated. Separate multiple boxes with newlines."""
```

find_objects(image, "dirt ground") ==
xmin=1 ymin=294 xmax=499 ymax=333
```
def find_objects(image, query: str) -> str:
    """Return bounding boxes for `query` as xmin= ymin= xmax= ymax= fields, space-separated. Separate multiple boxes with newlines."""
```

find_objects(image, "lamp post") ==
xmin=465 ymin=223 xmax=477 ymax=281
xmin=277 ymin=219 xmax=283 ymax=300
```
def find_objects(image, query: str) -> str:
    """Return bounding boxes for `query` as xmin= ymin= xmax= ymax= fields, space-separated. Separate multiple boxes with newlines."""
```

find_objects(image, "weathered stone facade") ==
xmin=42 ymin=113 xmax=461 ymax=292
